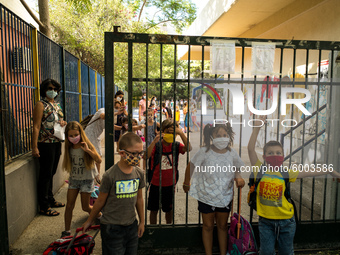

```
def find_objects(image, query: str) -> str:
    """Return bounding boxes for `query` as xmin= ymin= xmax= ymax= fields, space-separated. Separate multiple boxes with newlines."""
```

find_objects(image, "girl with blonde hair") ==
xmin=61 ymin=121 xmax=102 ymax=238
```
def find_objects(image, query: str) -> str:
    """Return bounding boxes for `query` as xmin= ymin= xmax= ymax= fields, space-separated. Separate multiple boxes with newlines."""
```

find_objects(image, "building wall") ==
xmin=5 ymin=146 xmax=68 ymax=244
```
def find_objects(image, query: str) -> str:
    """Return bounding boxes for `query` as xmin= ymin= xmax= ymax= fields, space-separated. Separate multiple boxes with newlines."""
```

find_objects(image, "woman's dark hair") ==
xmin=115 ymin=90 xmax=124 ymax=97
xmin=115 ymin=90 xmax=125 ymax=105
xmin=40 ymin=79 xmax=61 ymax=98
xmin=203 ymin=123 xmax=235 ymax=152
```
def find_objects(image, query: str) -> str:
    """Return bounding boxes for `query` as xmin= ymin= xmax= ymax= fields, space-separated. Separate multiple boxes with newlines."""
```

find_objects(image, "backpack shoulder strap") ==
xmin=173 ymin=141 xmax=181 ymax=169
xmin=254 ymin=164 xmax=264 ymax=189
xmin=151 ymin=141 xmax=162 ymax=172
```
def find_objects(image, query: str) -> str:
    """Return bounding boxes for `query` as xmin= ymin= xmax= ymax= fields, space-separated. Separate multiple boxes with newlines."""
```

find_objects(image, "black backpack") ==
xmin=248 ymin=165 xmax=298 ymax=221
xmin=147 ymin=141 xmax=180 ymax=185
xmin=81 ymin=115 xmax=101 ymax=130
xmin=165 ymin=107 xmax=173 ymax=118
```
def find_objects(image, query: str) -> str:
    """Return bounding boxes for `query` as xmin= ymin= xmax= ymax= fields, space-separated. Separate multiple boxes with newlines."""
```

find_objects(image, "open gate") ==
xmin=104 ymin=28 xmax=340 ymax=253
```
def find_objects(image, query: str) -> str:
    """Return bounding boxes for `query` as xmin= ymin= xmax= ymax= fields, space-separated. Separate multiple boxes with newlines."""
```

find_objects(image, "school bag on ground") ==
xmin=147 ymin=141 xmax=180 ymax=185
xmin=227 ymin=188 xmax=258 ymax=255
xmin=43 ymin=225 xmax=100 ymax=255
xmin=247 ymin=165 xmax=298 ymax=222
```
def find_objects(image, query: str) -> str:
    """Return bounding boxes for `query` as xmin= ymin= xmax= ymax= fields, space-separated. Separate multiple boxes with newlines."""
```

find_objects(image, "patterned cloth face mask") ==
xmin=122 ymin=150 xmax=143 ymax=166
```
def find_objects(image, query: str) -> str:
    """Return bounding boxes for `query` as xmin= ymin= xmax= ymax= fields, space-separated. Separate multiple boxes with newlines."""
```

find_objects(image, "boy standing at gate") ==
xmin=146 ymin=119 xmax=192 ymax=224
xmin=248 ymin=116 xmax=340 ymax=255
xmin=83 ymin=132 xmax=145 ymax=255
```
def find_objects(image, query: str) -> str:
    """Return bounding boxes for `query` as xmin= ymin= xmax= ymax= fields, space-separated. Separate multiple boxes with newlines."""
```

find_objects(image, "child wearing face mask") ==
xmin=247 ymin=116 xmax=340 ymax=255
xmin=83 ymin=132 xmax=145 ymax=255
xmin=183 ymin=123 xmax=245 ymax=255
xmin=120 ymin=117 xmax=145 ymax=140
xmin=146 ymin=119 xmax=192 ymax=224
xmin=61 ymin=121 xmax=102 ymax=238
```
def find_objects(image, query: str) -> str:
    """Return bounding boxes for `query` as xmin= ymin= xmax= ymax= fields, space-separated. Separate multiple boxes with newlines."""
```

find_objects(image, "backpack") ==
xmin=165 ymin=107 xmax=173 ymax=118
xmin=247 ymin=165 xmax=298 ymax=221
xmin=228 ymin=213 xmax=258 ymax=255
xmin=147 ymin=141 xmax=180 ymax=185
xmin=81 ymin=114 xmax=101 ymax=130
xmin=227 ymin=188 xmax=258 ymax=255
xmin=43 ymin=233 xmax=95 ymax=255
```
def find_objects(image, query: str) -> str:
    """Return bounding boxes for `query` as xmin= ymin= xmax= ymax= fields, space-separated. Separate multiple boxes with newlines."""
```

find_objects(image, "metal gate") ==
xmin=104 ymin=28 xmax=340 ymax=253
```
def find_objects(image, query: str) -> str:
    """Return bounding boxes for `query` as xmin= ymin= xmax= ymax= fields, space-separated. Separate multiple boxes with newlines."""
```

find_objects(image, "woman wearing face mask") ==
xmin=139 ymin=92 xmax=147 ymax=122
xmin=32 ymin=79 xmax=67 ymax=216
xmin=61 ymin=121 xmax=102 ymax=238
xmin=114 ymin=90 xmax=126 ymax=109
xmin=183 ymin=123 xmax=245 ymax=255
xmin=114 ymin=100 xmax=127 ymax=152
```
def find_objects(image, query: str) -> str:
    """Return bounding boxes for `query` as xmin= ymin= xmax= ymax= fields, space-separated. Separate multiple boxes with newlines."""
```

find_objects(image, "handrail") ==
xmin=280 ymin=103 xmax=327 ymax=161
xmin=280 ymin=104 xmax=326 ymax=142
xmin=283 ymin=129 xmax=325 ymax=161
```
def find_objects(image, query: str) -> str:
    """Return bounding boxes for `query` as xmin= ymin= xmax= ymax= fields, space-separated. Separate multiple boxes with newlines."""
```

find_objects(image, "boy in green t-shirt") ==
xmin=248 ymin=116 xmax=340 ymax=255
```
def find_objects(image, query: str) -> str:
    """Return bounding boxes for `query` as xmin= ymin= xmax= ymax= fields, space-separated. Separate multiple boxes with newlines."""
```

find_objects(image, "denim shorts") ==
xmin=259 ymin=216 xmax=296 ymax=255
xmin=101 ymin=220 xmax=138 ymax=255
xmin=68 ymin=179 xmax=95 ymax=193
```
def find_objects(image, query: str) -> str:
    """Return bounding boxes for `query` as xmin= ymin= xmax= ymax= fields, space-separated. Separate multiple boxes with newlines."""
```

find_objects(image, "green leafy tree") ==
xmin=127 ymin=0 xmax=197 ymax=33
xmin=49 ymin=0 xmax=194 ymax=100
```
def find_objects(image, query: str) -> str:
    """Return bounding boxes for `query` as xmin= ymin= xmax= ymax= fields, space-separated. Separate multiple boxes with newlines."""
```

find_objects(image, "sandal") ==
xmin=39 ymin=208 xmax=60 ymax=216
xmin=51 ymin=201 xmax=65 ymax=208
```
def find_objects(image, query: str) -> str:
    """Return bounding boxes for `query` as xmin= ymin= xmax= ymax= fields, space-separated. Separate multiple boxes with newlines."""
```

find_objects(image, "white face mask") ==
xmin=211 ymin=137 xmax=230 ymax=150
xmin=142 ymin=96 xmax=146 ymax=99
xmin=46 ymin=90 xmax=58 ymax=99
xmin=116 ymin=97 xmax=122 ymax=102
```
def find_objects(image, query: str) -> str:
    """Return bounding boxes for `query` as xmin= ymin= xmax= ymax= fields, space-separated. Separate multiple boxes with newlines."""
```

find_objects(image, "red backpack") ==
xmin=43 ymin=226 xmax=100 ymax=255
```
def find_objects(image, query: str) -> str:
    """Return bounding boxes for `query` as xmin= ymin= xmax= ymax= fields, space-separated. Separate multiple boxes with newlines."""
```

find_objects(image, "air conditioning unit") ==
xmin=12 ymin=47 xmax=31 ymax=72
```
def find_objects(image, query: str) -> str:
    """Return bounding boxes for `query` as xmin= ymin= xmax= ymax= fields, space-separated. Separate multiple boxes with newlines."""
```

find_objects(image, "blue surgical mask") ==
xmin=46 ymin=90 xmax=58 ymax=99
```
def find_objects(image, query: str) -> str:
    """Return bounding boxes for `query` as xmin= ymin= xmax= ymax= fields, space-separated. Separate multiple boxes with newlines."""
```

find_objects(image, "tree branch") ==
xmin=19 ymin=0 xmax=45 ymax=28
xmin=144 ymin=19 xmax=179 ymax=32
xmin=138 ymin=0 xmax=147 ymax=22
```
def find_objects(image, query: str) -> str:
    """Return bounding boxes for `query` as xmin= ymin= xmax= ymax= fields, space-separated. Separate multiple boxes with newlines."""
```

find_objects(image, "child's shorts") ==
xmin=68 ymin=179 xmax=95 ymax=193
xmin=147 ymin=184 xmax=174 ymax=212
xmin=198 ymin=200 xmax=232 ymax=214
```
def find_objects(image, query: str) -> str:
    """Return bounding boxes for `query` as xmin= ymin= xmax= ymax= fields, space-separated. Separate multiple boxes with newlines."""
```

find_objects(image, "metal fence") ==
xmin=105 ymin=31 xmax=340 ymax=252
xmin=0 ymin=4 xmax=105 ymax=163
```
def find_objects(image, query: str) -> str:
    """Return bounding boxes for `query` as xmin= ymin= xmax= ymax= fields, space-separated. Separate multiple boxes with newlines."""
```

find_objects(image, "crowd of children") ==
xmin=34 ymin=80 xmax=340 ymax=255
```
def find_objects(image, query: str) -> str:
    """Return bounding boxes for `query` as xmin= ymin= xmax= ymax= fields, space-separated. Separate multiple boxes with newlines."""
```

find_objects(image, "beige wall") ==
xmin=241 ymin=0 xmax=340 ymax=42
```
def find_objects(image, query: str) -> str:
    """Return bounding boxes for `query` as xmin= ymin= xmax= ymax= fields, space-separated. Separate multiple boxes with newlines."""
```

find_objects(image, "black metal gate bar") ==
xmin=329 ymin=51 xmax=339 ymax=223
xmin=310 ymin=50 xmax=322 ymax=222
xmin=158 ymin=44 xmax=163 ymax=226
xmin=104 ymin=32 xmax=115 ymax=168
xmin=128 ymin=42 xmax=133 ymax=132
xmin=322 ymin=49 xmax=331 ymax=221
xmin=104 ymin=33 xmax=340 ymax=50
xmin=184 ymin=44 xmax=189 ymax=225
xmin=172 ymin=44 xmax=178 ymax=226
xmin=144 ymin=43 xmax=149 ymax=226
